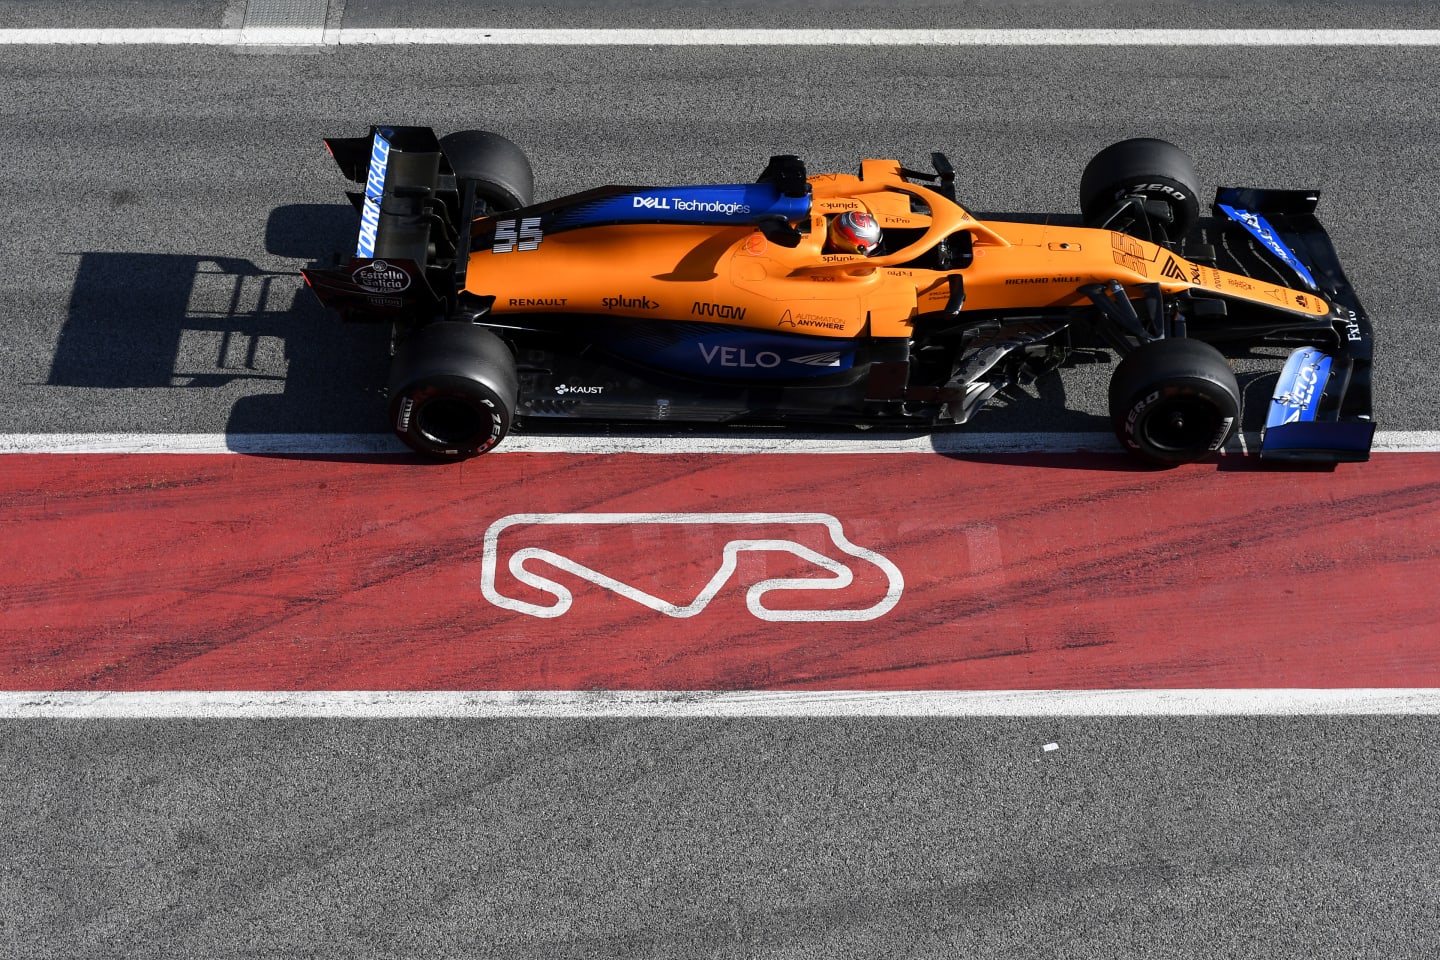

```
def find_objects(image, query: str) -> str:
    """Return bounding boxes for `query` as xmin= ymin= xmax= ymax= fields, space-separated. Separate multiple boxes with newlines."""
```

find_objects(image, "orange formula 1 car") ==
xmin=302 ymin=127 xmax=1374 ymax=465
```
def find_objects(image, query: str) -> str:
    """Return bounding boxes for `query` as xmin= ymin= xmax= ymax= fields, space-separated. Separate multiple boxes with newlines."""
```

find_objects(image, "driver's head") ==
xmin=827 ymin=210 xmax=882 ymax=256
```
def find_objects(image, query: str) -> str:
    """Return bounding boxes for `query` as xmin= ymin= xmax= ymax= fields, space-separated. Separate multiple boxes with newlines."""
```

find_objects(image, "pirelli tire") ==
xmin=388 ymin=322 xmax=519 ymax=460
xmin=1080 ymin=137 xmax=1201 ymax=238
xmin=438 ymin=130 xmax=534 ymax=211
xmin=1108 ymin=338 xmax=1241 ymax=466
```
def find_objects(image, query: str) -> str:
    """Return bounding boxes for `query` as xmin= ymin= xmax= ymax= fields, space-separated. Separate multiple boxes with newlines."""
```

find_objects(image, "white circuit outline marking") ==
xmin=480 ymin=512 xmax=904 ymax=621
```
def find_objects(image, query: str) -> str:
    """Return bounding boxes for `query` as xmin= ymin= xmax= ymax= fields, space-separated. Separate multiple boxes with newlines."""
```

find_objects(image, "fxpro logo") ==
xmin=480 ymin=512 xmax=904 ymax=621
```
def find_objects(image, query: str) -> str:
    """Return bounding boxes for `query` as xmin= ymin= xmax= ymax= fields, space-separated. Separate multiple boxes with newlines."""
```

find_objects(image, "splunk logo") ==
xmin=480 ymin=512 xmax=905 ymax=621
xmin=602 ymin=293 xmax=660 ymax=311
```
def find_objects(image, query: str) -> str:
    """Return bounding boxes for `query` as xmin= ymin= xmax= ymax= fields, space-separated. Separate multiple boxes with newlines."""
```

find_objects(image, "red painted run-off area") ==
xmin=2 ymin=452 xmax=1438 ymax=691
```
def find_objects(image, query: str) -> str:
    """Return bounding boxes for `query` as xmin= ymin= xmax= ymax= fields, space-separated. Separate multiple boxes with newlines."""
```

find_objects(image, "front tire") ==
xmin=1080 ymin=137 xmax=1201 ymax=238
xmin=388 ymin=322 xmax=519 ymax=459
xmin=1108 ymin=338 xmax=1240 ymax=466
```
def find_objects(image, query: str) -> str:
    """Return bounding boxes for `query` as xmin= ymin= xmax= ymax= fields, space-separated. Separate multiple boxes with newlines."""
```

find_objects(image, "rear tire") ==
xmin=388 ymin=322 xmax=519 ymax=459
xmin=1080 ymin=138 xmax=1201 ymax=238
xmin=439 ymin=130 xmax=535 ymax=211
xmin=1108 ymin=338 xmax=1240 ymax=466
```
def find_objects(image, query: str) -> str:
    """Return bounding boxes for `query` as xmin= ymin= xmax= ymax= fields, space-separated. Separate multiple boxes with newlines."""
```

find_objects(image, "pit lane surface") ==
xmin=4 ymin=2 xmax=1440 ymax=956
xmin=7 ymin=453 xmax=1440 ymax=690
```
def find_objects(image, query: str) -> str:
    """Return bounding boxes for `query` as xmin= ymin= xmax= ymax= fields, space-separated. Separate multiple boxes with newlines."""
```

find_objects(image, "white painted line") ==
xmin=0 ymin=431 xmax=1434 ymax=456
xmin=0 ymin=433 xmax=405 ymax=455
xmin=333 ymin=28 xmax=1440 ymax=47
xmin=5 ymin=689 xmax=1440 ymax=718
xmin=0 ymin=29 xmax=240 ymax=44
xmin=1370 ymin=430 xmax=1440 ymax=453
xmin=0 ymin=431 xmax=1100 ymax=455
xmin=1 ymin=28 xmax=1439 ymax=47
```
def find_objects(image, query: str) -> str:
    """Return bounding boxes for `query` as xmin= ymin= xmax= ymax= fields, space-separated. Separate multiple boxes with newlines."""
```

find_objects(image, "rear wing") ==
xmin=301 ymin=126 xmax=464 ymax=324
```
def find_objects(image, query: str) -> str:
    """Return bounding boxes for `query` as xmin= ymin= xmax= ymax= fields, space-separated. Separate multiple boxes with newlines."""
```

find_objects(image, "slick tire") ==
xmin=1080 ymin=137 xmax=1201 ymax=237
xmin=1108 ymin=338 xmax=1240 ymax=466
xmin=439 ymin=130 xmax=534 ymax=211
xmin=388 ymin=322 xmax=519 ymax=459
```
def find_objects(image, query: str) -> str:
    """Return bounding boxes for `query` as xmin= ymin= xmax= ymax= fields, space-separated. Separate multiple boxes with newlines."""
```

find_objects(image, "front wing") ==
xmin=1212 ymin=187 xmax=1375 ymax=462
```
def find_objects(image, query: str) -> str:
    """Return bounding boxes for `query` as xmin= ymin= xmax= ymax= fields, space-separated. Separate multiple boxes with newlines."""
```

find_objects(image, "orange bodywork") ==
xmin=464 ymin=158 xmax=1329 ymax=338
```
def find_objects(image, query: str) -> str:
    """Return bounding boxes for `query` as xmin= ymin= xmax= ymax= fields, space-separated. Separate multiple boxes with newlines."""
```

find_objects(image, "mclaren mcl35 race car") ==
xmin=302 ymin=127 xmax=1375 ymax=465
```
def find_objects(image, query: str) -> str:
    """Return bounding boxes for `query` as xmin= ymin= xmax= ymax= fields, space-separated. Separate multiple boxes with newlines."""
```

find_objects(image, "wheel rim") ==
xmin=1142 ymin=396 xmax=1223 ymax=454
xmin=416 ymin=394 xmax=489 ymax=448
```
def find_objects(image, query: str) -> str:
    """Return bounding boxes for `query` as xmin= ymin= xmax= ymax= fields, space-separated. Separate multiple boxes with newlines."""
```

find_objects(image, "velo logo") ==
xmin=480 ymin=512 xmax=904 ymax=622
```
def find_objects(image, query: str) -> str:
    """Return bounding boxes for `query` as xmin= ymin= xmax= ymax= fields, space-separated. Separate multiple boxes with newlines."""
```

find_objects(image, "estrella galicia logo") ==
xmin=351 ymin=259 xmax=411 ymax=293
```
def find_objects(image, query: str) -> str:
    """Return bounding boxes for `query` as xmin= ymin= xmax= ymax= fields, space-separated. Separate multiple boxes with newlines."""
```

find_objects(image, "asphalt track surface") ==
xmin=4 ymin=2 xmax=1440 ymax=957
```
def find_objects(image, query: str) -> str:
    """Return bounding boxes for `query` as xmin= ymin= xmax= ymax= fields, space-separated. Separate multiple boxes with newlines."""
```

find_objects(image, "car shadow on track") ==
xmin=49 ymin=205 xmax=392 ymax=436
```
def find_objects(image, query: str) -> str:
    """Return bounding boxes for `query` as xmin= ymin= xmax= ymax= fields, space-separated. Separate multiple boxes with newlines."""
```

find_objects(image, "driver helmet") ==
xmin=827 ymin=210 xmax=882 ymax=256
